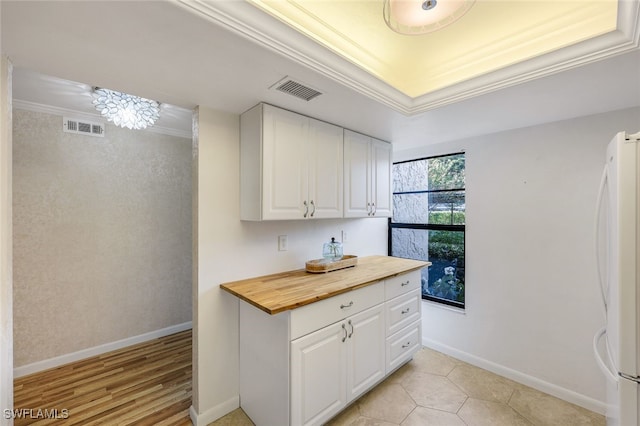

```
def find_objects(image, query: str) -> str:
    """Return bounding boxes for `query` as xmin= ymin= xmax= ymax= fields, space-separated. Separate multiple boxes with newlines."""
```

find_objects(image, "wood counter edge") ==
xmin=220 ymin=260 xmax=430 ymax=315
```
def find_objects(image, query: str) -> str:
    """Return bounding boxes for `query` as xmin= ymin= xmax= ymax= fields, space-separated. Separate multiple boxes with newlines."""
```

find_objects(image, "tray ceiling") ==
xmin=248 ymin=0 xmax=618 ymax=98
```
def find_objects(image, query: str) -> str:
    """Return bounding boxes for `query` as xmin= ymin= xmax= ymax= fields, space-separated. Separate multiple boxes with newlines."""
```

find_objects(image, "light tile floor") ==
xmin=209 ymin=347 xmax=605 ymax=426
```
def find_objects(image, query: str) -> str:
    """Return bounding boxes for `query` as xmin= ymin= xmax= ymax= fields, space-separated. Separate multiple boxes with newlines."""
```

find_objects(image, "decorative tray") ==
xmin=305 ymin=255 xmax=358 ymax=273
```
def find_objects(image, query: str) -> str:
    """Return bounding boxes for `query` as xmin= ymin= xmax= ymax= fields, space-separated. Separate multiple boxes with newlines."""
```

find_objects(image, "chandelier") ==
xmin=383 ymin=0 xmax=475 ymax=35
xmin=92 ymin=88 xmax=160 ymax=130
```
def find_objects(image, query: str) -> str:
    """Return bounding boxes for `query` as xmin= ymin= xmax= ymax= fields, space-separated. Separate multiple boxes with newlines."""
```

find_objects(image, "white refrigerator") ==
xmin=593 ymin=131 xmax=640 ymax=426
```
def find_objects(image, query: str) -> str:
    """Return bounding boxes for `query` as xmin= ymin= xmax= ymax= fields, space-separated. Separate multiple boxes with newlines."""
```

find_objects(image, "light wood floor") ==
xmin=13 ymin=330 xmax=192 ymax=426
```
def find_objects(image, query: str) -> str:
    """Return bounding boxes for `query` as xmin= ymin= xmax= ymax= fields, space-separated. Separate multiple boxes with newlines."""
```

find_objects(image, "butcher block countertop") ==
xmin=220 ymin=255 xmax=430 ymax=315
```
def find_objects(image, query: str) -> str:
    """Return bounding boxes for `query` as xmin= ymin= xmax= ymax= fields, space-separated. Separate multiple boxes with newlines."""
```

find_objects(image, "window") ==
xmin=389 ymin=153 xmax=466 ymax=308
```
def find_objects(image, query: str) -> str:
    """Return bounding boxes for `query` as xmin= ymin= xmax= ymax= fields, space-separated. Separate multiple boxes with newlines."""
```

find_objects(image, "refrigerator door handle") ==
xmin=619 ymin=372 xmax=640 ymax=384
xmin=593 ymin=326 xmax=619 ymax=383
xmin=594 ymin=164 xmax=609 ymax=315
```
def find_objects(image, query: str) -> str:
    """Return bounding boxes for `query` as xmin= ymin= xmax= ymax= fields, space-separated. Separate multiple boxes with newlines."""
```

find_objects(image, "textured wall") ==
xmin=12 ymin=109 xmax=192 ymax=367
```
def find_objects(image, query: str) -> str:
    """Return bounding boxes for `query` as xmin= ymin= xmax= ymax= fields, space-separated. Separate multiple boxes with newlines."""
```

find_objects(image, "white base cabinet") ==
xmin=291 ymin=303 xmax=385 ymax=426
xmin=346 ymin=304 xmax=386 ymax=401
xmin=291 ymin=319 xmax=347 ymax=426
xmin=239 ymin=270 xmax=422 ymax=426
xmin=384 ymin=272 xmax=422 ymax=374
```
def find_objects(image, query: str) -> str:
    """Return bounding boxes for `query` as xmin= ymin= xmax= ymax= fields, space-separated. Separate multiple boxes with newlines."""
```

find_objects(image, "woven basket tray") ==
xmin=305 ymin=255 xmax=358 ymax=273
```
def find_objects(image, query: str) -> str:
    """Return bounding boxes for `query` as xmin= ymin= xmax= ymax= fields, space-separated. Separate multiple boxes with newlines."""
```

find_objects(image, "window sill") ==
xmin=422 ymin=298 xmax=466 ymax=314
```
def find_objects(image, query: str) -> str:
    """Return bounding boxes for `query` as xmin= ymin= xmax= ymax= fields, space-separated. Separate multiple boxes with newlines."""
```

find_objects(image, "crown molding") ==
xmin=175 ymin=0 xmax=412 ymax=111
xmin=13 ymin=99 xmax=192 ymax=139
xmin=176 ymin=0 xmax=640 ymax=116
xmin=13 ymin=99 xmax=103 ymax=124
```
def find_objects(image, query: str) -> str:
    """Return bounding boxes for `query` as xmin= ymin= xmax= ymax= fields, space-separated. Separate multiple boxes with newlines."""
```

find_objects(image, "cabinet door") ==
xmin=308 ymin=119 xmax=343 ymax=219
xmin=343 ymin=130 xmax=371 ymax=218
xmin=291 ymin=322 xmax=348 ymax=426
xmin=346 ymin=304 xmax=386 ymax=402
xmin=262 ymin=106 xmax=308 ymax=220
xmin=371 ymin=139 xmax=392 ymax=217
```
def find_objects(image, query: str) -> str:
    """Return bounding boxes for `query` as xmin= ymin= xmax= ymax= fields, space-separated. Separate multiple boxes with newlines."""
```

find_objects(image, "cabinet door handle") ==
xmin=310 ymin=200 xmax=315 ymax=217
xmin=348 ymin=320 xmax=354 ymax=338
xmin=372 ymin=203 xmax=376 ymax=216
xmin=303 ymin=200 xmax=308 ymax=218
xmin=341 ymin=323 xmax=347 ymax=342
xmin=401 ymin=308 xmax=411 ymax=315
xmin=367 ymin=202 xmax=372 ymax=216
xmin=340 ymin=301 xmax=354 ymax=309
xmin=402 ymin=341 xmax=411 ymax=349
xmin=401 ymin=280 xmax=410 ymax=287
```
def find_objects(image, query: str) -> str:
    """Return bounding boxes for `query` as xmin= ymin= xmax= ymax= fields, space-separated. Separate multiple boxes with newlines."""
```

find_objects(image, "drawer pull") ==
xmin=341 ymin=324 xmax=347 ymax=342
xmin=401 ymin=308 xmax=411 ymax=314
xmin=401 ymin=281 xmax=410 ymax=287
xmin=340 ymin=301 xmax=354 ymax=309
xmin=402 ymin=341 xmax=412 ymax=349
xmin=348 ymin=320 xmax=354 ymax=338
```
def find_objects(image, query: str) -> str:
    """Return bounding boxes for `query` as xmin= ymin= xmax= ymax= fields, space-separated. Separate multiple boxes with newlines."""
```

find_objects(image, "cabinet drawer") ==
xmin=290 ymin=281 xmax=384 ymax=340
xmin=386 ymin=289 xmax=421 ymax=337
xmin=384 ymin=270 xmax=421 ymax=300
xmin=386 ymin=320 xmax=421 ymax=374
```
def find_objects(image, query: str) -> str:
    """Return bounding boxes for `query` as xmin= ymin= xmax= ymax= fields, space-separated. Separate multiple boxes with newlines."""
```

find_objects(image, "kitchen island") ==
xmin=220 ymin=255 xmax=430 ymax=426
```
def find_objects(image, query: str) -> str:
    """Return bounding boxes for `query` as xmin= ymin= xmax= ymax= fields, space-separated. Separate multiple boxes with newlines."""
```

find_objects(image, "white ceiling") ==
xmin=2 ymin=1 xmax=639 ymax=152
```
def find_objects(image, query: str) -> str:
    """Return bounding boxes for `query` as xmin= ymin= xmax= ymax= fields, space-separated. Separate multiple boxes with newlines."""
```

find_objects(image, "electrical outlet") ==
xmin=341 ymin=230 xmax=348 ymax=243
xmin=278 ymin=235 xmax=288 ymax=251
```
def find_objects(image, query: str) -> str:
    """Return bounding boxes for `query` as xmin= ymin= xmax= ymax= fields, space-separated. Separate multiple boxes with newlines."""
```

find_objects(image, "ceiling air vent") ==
xmin=63 ymin=117 xmax=105 ymax=138
xmin=270 ymin=76 xmax=322 ymax=102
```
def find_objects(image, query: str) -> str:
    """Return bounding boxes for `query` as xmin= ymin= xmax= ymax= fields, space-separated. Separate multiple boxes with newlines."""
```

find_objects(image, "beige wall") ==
xmin=191 ymin=106 xmax=389 ymax=424
xmin=12 ymin=109 xmax=192 ymax=367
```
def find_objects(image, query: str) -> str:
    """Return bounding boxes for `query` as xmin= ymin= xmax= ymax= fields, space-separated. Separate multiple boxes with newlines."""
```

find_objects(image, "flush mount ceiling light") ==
xmin=383 ymin=0 xmax=475 ymax=35
xmin=92 ymin=87 xmax=160 ymax=130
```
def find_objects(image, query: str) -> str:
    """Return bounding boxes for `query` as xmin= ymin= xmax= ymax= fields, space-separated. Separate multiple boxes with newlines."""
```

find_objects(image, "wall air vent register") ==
xmin=63 ymin=117 xmax=105 ymax=137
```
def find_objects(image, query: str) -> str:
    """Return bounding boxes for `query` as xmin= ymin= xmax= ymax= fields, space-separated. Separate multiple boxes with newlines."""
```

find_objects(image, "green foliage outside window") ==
xmin=428 ymin=155 xmax=465 ymax=190
xmin=428 ymin=230 xmax=464 ymax=259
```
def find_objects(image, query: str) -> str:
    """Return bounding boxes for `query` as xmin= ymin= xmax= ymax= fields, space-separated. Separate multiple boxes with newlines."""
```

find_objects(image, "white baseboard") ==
xmin=189 ymin=396 xmax=239 ymax=426
xmin=14 ymin=321 xmax=192 ymax=378
xmin=422 ymin=336 xmax=607 ymax=415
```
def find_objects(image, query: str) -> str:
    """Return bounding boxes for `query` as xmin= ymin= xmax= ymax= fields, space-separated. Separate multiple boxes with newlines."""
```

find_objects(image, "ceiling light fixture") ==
xmin=92 ymin=87 xmax=160 ymax=130
xmin=383 ymin=0 xmax=475 ymax=35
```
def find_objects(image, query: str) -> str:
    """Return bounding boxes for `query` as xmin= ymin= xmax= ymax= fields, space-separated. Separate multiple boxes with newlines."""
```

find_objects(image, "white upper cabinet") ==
xmin=262 ymin=105 xmax=308 ymax=220
xmin=344 ymin=130 xmax=392 ymax=218
xmin=308 ymin=118 xmax=344 ymax=219
xmin=371 ymin=139 xmax=392 ymax=217
xmin=241 ymin=104 xmax=343 ymax=220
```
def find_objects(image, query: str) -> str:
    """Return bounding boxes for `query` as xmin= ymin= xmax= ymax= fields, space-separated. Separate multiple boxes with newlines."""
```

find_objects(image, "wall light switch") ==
xmin=341 ymin=230 xmax=348 ymax=243
xmin=278 ymin=235 xmax=288 ymax=251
